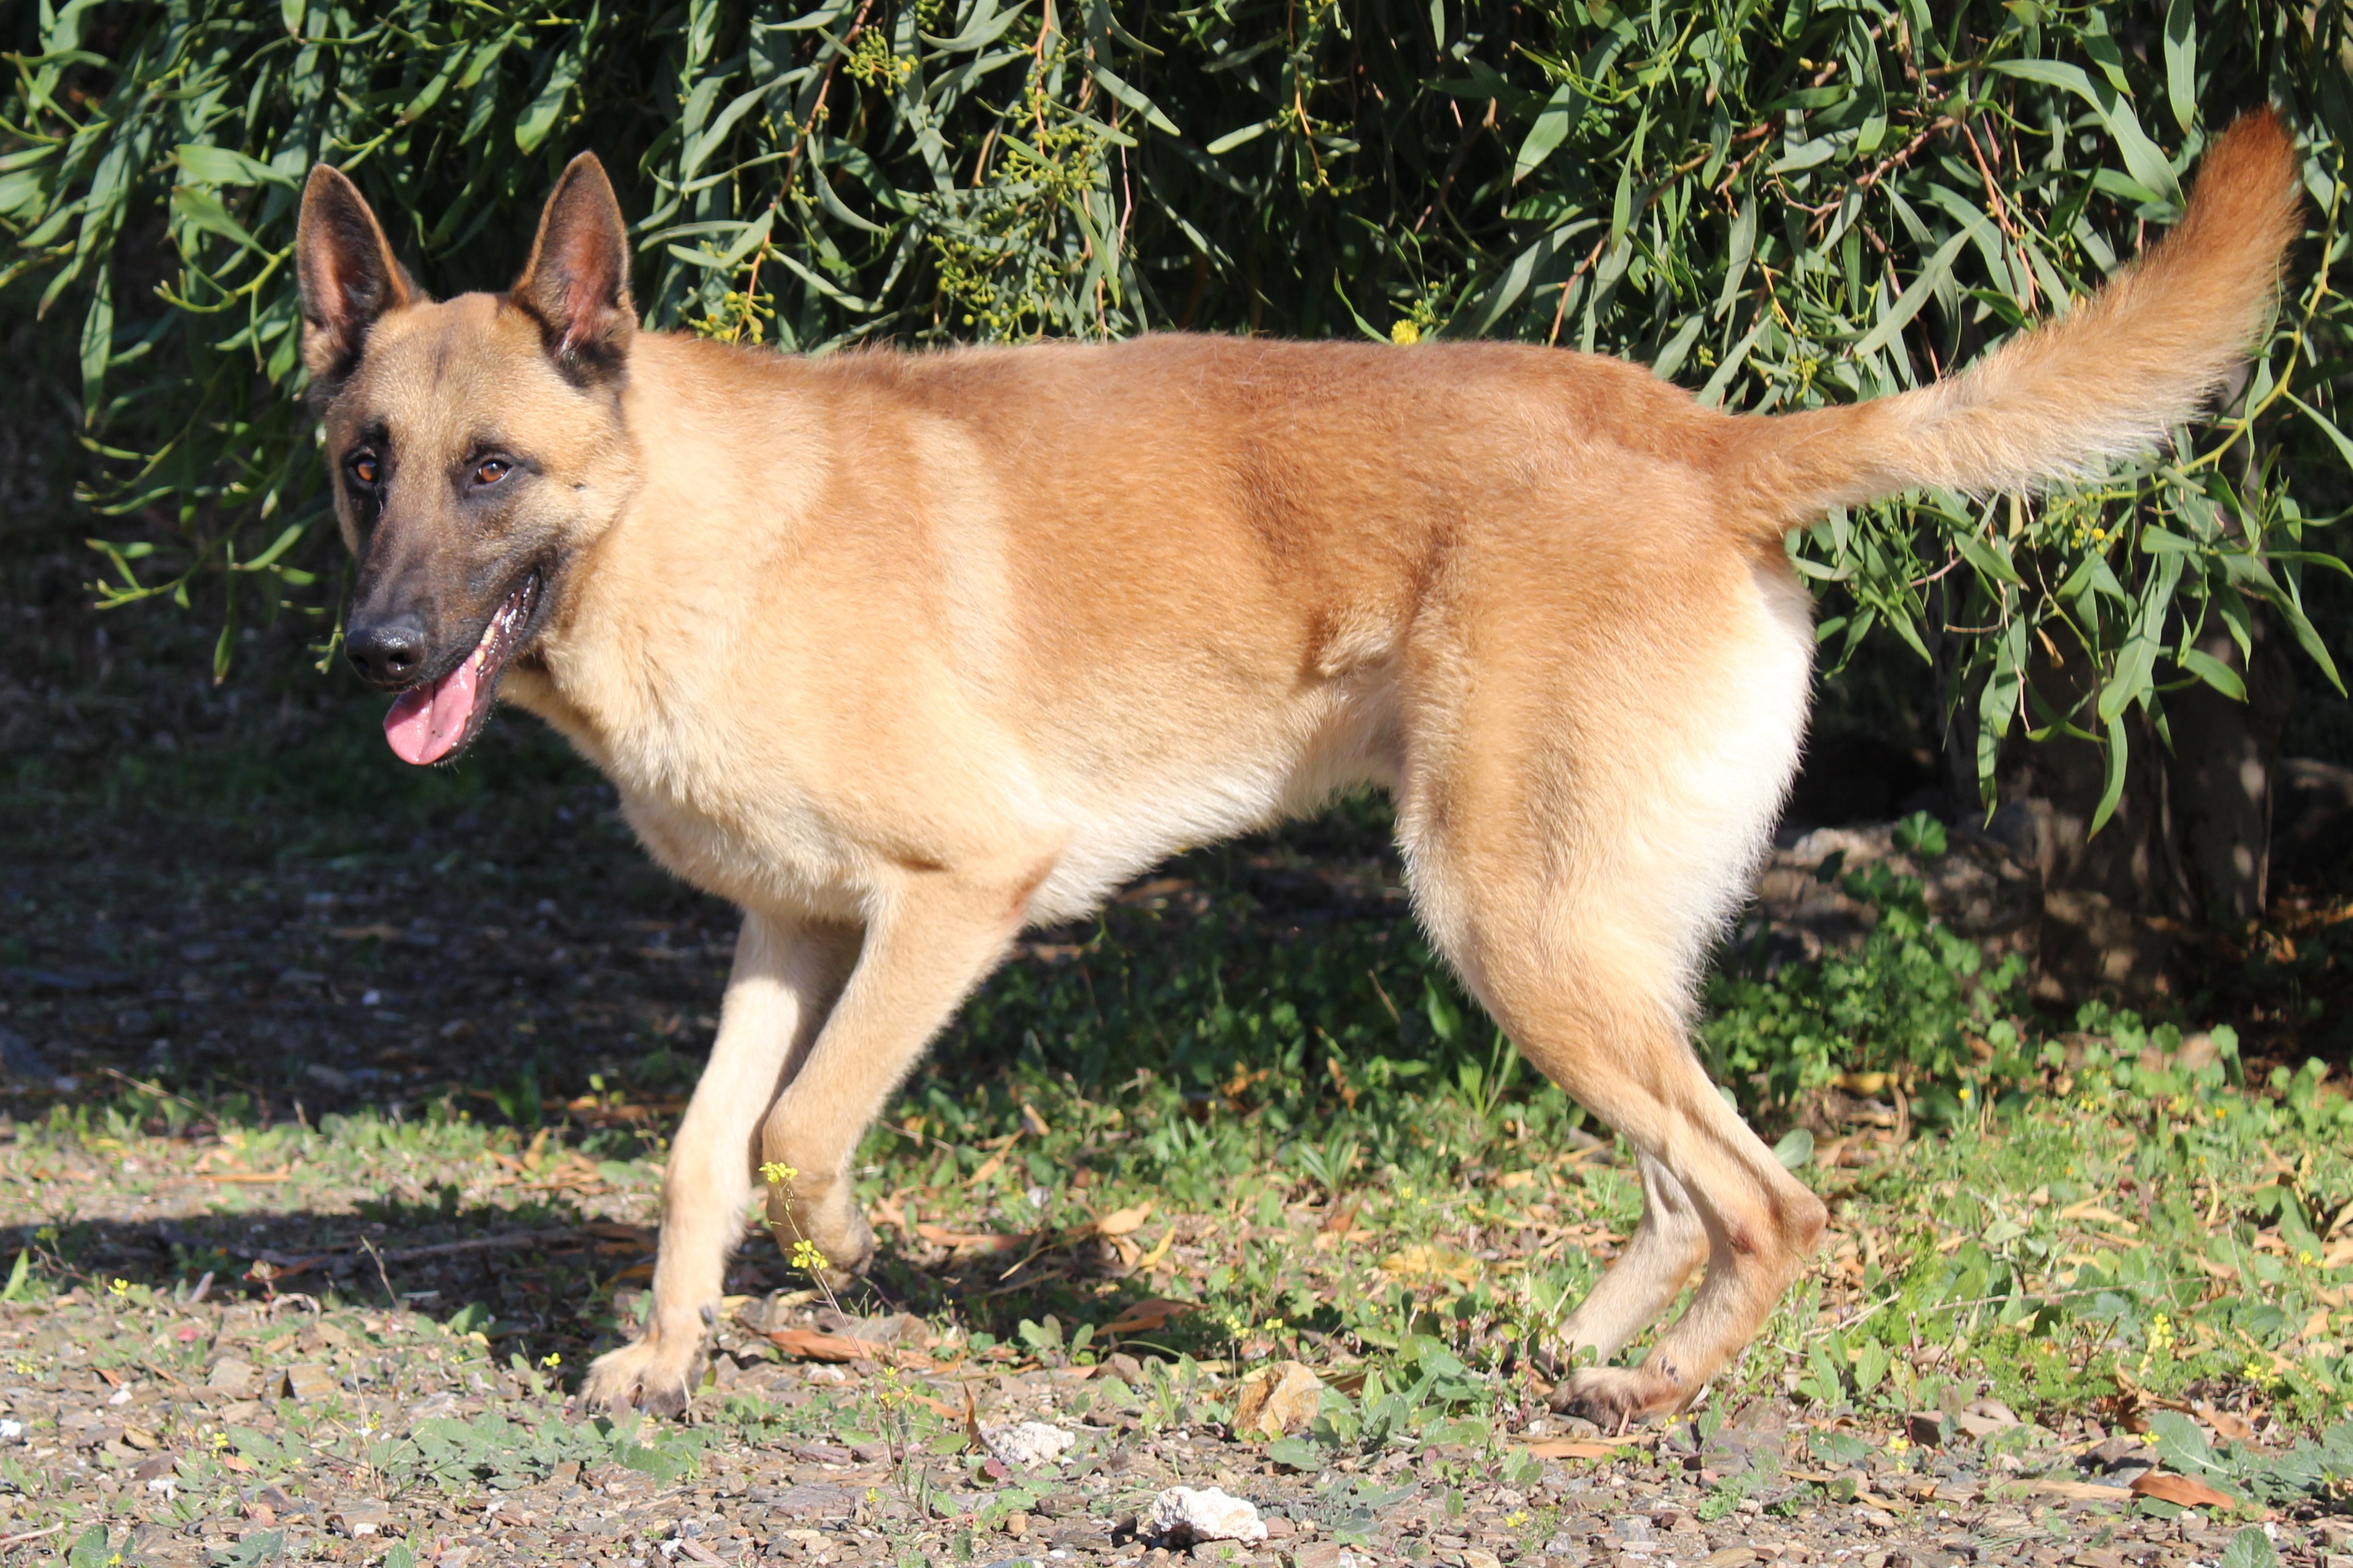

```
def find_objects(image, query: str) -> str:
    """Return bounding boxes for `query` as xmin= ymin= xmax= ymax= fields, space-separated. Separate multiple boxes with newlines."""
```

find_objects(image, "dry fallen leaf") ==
xmin=1996 ymin=1480 xmax=2133 ymax=1503
xmin=1379 ymin=1244 xmax=1480 ymax=1286
xmin=2128 ymin=1471 xmax=2238 ymax=1509
xmin=2197 ymin=1405 xmax=2257 ymax=1443
xmin=1090 ymin=1202 xmax=1154 ymax=1238
xmin=964 ymin=1134 xmax=1021 ymax=1187
xmin=1233 ymin=1360 xmax=1323 ymax=1438
xmin=1102 ymin=1297 xmax=1192 ymax=1335
xmin=913 ymin=1223 xmax=1023 ymax=1254
xmin=1523 ymin=1436 xmax=1646 ymax=1459
xmin=765 ymin=1327 xmax=892 ymax=1362
xmin=1134 ymin=1227 xmax=1179 ymax=1270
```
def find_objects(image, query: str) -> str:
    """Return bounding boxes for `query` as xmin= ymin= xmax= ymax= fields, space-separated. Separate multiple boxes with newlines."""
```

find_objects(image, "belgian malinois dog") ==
xmin=294 ymin=110 xmax=2299 ymax=1422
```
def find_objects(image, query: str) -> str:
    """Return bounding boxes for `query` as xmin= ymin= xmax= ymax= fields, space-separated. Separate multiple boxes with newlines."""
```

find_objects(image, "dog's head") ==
xmin=297 ymin=155 xmax=640 ymax=764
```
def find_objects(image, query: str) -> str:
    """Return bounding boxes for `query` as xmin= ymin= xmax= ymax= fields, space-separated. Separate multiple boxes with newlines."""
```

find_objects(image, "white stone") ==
xmin=981 ymin=1420 xmax=1076 ymax=1469
xmin=1148 ymin=1486 xmax=1268 ymax=1545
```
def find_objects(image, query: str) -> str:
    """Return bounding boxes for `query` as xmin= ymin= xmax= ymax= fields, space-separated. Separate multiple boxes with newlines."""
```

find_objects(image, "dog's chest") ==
xmin=615 ymin=770 xmax=866 ymax=922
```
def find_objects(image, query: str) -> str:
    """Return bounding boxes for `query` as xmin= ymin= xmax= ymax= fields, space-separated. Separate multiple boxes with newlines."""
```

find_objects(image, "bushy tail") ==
xmin=1737 ymin=107 xmax=2302 ymax=523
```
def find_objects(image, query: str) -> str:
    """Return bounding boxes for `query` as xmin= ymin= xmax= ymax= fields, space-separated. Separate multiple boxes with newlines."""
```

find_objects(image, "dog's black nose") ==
xmin=347 ymin=617 xmax=427 ymax=686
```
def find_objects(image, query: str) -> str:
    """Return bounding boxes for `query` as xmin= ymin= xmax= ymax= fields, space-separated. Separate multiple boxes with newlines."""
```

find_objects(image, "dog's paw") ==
xmin=770 ymin=1190 xmax=877 ymax=1286
xmin=1548 ymin=1364 xmax=1686 ymax=1431
xmin=816 ymin=1204 xmax=876 ymax=1286
xmin=581 ymin=1334 xmax=701 ymax=1417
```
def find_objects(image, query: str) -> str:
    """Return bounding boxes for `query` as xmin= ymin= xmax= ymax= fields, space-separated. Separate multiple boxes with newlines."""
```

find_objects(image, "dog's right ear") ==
xmin=296 ymin=166 xmax=418 ymax=389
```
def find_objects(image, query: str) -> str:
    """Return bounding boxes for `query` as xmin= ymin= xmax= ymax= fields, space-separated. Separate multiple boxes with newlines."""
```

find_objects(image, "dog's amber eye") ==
xmin=475 ymin=458 xmax=511 ymax=486
xmin=349 ymin=453 xmax=379 ymax=487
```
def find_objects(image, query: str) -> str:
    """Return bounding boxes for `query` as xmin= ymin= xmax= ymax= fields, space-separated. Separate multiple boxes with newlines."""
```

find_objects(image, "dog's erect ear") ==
xmin=297 ymin=166 xmax=419 ymax=387
xmin=512 ymin=153 xmax=634 ymax=376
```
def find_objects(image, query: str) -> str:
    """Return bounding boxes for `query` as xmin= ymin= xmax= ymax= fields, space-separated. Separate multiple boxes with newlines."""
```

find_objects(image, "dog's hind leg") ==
xmin=1555 ymin=1151 xmax=1710 ymax=1363
xmin=1424 ymin=888 xmax=1825 ymax=1427
xmin=583 ymin=911 xmax=857 ymax=1416
xmin=1400 ymin=557 xmax=1820 ymax=1426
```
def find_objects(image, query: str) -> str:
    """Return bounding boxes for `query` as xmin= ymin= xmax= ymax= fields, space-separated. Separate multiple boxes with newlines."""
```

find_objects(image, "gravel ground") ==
xmin=2 ymin=1261 xmax=2342 ymax=1567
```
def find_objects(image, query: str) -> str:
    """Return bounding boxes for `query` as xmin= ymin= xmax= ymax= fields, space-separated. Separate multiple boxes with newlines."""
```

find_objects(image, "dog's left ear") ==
xmin=512 ymin=153 xmax=634 ymax=377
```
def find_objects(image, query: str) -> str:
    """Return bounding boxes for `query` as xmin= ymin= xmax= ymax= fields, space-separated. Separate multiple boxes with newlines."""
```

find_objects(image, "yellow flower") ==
xmin=1390 ymin=320 xmax=1422 ymax=345
xmin=541 ymin=1352 xmax=562 ymax=1368
xmin=789 ymin=1239 xmax=831 ymax=1274
xmin=1888 ymin=1435 xmax=1911 ymax=1454
xmin=759 ymin=1161 xmax=798 ymax=1188
xmin=108 ymin=1278 xmax=130 ymax=1297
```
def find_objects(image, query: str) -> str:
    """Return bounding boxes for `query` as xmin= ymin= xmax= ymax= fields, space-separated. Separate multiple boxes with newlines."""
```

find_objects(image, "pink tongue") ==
xmin=383 ymin=655 xmax=481 ymax=765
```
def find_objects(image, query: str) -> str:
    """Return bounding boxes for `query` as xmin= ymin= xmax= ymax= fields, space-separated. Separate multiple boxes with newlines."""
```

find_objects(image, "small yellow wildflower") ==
xmin=108 ymin=1278 xmax=130 ymax=1297
xmin=541 ymin=1352 xmax=562 ymax=1368
xmin=789 ymin=1239 xmax=831 ymax=1274
xmin=1390 ymin=320 xmax=1422 ymax=345
xmin=759 ymin=1161 xmax=798 ymax=1188
xmin=1887 ymin=1434 xmax=1911 ymax=1454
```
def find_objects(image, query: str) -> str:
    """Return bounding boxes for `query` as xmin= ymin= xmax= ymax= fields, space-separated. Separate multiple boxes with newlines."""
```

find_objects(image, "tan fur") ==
xmin=291 ymin=109 xmax=2300 ymax=1423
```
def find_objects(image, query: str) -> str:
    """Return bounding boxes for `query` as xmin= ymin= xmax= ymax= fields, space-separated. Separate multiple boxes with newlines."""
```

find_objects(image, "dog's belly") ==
xmin=550 ymin=655 xmax=1400 ymax=929
xmin=1026 ymin=681 xmax=1399 ymax=924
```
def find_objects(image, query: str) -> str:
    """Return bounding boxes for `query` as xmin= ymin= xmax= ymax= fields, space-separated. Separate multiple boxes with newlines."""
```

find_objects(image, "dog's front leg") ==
xmin=583 ymin=910 xmax=856 ymax=1415
xmin=759 ymin=879 xmax=1027 ymax=1281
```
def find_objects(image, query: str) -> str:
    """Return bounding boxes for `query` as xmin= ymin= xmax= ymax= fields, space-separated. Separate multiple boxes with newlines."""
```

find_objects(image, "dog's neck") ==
xmin=502 ymin=333 xmax=837 ymax=778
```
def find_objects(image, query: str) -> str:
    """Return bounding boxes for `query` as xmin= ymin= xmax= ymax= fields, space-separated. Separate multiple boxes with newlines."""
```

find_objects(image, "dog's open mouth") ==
xmin=382 ymin=573 xmax=541 ymax=766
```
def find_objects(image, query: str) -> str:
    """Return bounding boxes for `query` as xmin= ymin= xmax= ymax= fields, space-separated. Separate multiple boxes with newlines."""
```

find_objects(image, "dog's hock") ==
xmin=512 ymin=152 xmax=635 ymax=374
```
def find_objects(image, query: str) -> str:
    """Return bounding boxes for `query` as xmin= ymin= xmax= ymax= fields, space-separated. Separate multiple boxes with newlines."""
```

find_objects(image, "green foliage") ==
xmin=65 ymin=1525 xmax=117 ymax=1568
xmin=6 ymin=2 xmax=2351 ymax=793
xmin=366 ymin=1410 xmax=706 ymax=1490
xmin=2146 ymin=1410 xmax=2353 ymax=1512
xmin=209 ymin=1531 xmax=287 ymax=1567
xmin=1265 ymin=1334 xmax=1493 ymax=1465
xmin=1704 ymin=862 xmax=2029 ymax=1111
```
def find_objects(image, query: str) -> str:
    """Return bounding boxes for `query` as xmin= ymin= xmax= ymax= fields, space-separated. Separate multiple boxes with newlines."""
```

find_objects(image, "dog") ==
xmin=292 ymin=108 xmax=2298 ymax=1423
